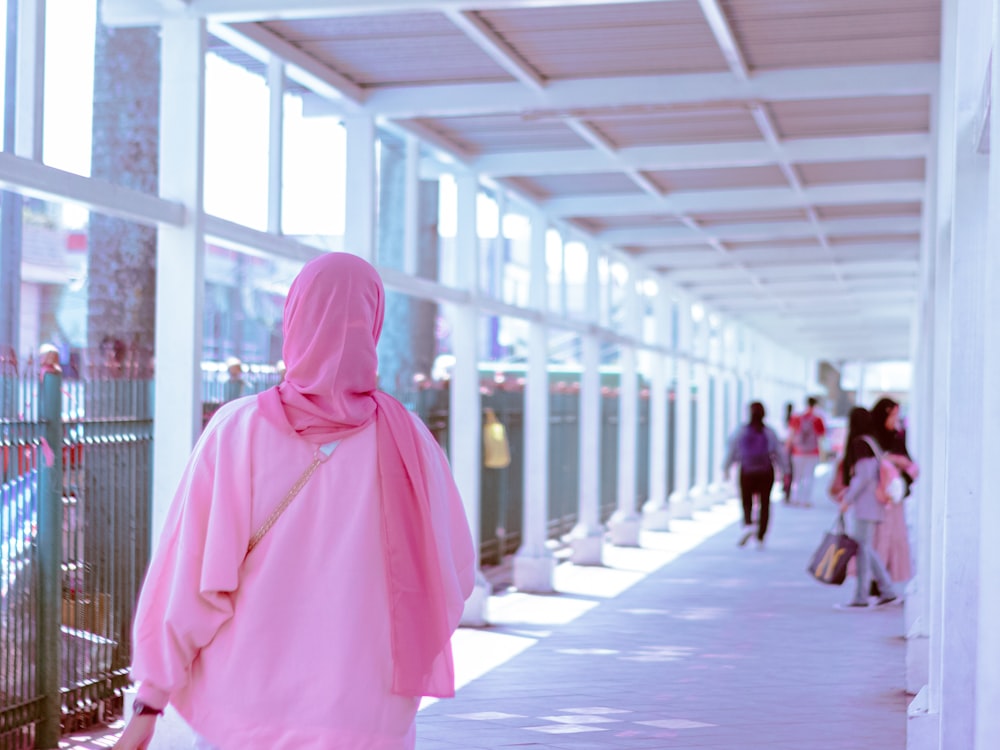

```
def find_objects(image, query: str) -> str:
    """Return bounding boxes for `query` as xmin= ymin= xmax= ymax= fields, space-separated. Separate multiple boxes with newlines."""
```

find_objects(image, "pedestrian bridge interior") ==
xmin=0 ymin=0 xmax=996 ymax=749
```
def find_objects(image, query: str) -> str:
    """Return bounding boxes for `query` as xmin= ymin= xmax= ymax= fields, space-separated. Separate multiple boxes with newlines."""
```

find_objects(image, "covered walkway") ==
xmin=61 ymin=479 xmax=906 ymax=749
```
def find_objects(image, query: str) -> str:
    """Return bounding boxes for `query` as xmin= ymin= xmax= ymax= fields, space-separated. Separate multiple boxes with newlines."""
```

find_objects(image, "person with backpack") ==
xmin=787 ymin=396 xmax=827 ymax=507
xmin=724 ymin=401 xmax=785 ymax=549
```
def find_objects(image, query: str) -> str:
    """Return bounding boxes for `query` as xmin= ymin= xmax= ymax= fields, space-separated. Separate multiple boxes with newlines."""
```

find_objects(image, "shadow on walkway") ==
xmin=60 ymin=486 xmax=907 ymax=750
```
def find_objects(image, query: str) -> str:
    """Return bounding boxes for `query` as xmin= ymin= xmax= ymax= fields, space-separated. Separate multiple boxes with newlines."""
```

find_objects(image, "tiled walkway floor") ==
xmin=61 ymin=482 xmax=907 ymax=749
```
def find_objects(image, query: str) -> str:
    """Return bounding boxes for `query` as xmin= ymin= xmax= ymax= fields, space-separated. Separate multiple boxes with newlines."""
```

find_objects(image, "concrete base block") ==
xmin=460 ymin=570 xmax=492 ymax=627
xmin=641 ymin=501 xmax=671 ymax=532
xmin=569 ymin=530 xmax=605 ymax=566
xmin=906 ymin=686 xmax=939 ymax=750
xmin=608 ymin=511 xmax=641 ymax=547
xmin=905 ymin=634 xmax=929 ymax=697
xmin=904 ymin=587 xmax=926 ymax=637
xmin=513 ymin=549 xmax=556 ymax=593
xmin=690 ymin=487 xmax=713 ymax=511
xmin=669 ymin=492 xmax=694 ymax=519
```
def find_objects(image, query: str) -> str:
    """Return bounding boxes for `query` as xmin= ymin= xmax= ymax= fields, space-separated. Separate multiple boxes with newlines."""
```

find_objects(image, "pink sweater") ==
xmin=131 ymin=398 xmax=476 ymax=749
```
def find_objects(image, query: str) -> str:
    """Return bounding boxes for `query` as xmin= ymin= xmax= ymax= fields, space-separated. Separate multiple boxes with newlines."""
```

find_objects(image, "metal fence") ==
xmin=0 ymin=372 xmax=153 ymax=749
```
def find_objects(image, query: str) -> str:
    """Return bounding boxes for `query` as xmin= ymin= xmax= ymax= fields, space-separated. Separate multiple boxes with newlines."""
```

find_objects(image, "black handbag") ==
xmin=807 ymin=515 xmax=859 ymax=585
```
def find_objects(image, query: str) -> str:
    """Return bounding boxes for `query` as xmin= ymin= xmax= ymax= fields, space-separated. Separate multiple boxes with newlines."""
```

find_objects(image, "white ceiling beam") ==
xmin=603 ymin=217 xmax=923 ymax=245
xmin=696 ymin=0 xmax=749 ymax=79
xmin=360 ymin=63 xmax=937 ymax=119
xmin=665 ymin=259 xmax=919 ymax=283
xmin=444 ymin=10 xmax=546 ymax=91
xmin=103 ymin=0 xmax=687 ymax=25
xmin=546 ymin=181 xmax=924 ymax=217
xmin=476 ymin=133 xmax=930 ymax=177
xmin=637 ymin=240 xmax=919 ymax=268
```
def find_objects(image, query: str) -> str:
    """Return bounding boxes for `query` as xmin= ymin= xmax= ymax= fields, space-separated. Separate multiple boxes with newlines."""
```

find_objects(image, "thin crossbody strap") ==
xmin=246 ymin=452 xmax=323 ymax=555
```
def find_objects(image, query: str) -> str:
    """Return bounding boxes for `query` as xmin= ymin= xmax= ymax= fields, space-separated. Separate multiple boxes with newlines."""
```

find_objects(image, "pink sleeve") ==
xmin=130 ymin=411 xmax=254 ymax=708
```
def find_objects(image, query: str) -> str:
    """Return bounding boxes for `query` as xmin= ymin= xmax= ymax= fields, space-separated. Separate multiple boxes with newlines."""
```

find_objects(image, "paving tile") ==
xmin=63 ymin=494 xmax=906 ymax=750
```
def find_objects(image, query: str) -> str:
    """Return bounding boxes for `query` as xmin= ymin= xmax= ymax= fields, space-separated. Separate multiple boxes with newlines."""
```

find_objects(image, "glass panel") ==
xmin=548 ymin=332 xmax=579 ymax=536
xmin=597 ymin=256 xmax=610 ymax=327
xmin=501 ymin=209 xmax=530 ymax=307
xmin=412 ymin=149 xmax=449 ymax=283
xmin=43 ymin=0 xmax=96 ymax=177
xmin=201 ymin=245 xmax=298 ymax=422
xmin=374 ymin=128 xmax=405 ymax=272
xmin=437 ymin=173 xmax=457 ymax=287
xmin=609 ymin=260 xmax=628 ymax=332
xmin=478 ymin=190 xmax=500 ymax=298
xmin=282 ymin=93 xmax=345 ymax=241
xmin=205 ymin=49 xmax=269 ymax=229
xmin=478 ymin=315 xmax=525 ymax=564
xmin=545 ymin=227 xmax=563 ymax=315
xmin=564 ymin=240 xmax=588 ymax=319
xmin=0 ymin=0 xmax=8 ymax=149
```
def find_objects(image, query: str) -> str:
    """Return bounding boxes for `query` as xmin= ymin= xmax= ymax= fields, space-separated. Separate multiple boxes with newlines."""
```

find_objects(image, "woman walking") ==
xmin=724 ymin=401 xmax=784 ymax=549
xmin=114 ymin=253 xmax=476 ymax=750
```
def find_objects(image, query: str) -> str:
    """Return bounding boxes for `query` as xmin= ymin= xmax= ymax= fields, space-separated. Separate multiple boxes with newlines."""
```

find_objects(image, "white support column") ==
xmin=609 ymin=262 xmax=641 ymax=546
xmin=266 ymin=56 xmax=284 ymax=235
xmin=917 ymin=0 xmax=991 ymax=746
xmin=402 ymin=135 xmax=420 ymax=276
xmin=609 ymin=345 xmax=640 ymax=545
xmin=976 ymin=10 xmax=1000 ymax=748
xmin=670 ymin=296 xmax=694 ymax=519
xmin=691 ymin=328 xmax=712 ymax=510
xmin=514 ymin=211 xmax=555 ymax=592
xmin=153 ymin=18 xmax=207 ymax=542
xmin=709 ymin=362 xmax=727 ymax=501
xmin=343 ymin=115 xmax=375 ymax=261
xmin=905 ymin=91 xmax=939 ymax=698
xmin=570 ymin=242 xmax=605 ymax=564
xmin=14 ymin=0 xmax=43 ymax=161
xmin=450 ymin=172 xmax=489 ymax=626
xmin=642 ymin=283 xmax=670 ymax=530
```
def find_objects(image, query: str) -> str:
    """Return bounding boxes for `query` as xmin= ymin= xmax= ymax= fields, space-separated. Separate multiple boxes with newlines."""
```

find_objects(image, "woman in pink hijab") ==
xmin=114 ymin=253 xmax=476 ymax=750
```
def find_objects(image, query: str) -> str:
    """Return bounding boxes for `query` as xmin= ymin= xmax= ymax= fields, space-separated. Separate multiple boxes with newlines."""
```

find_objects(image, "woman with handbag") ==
xmin=835 ymin=407 xmax=897 ymax=609
xmin=114 ymin=253 xmax=476 ymax=750
xmin=868 ymin=397 xmax=918 ymax=586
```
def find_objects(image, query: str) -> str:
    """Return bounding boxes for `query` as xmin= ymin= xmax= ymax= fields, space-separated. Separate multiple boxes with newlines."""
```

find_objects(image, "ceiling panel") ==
xmin=504 ymin=172 xmax=643 ymax=200
xmin=647 ymin=164 xmax=788 ymax=192
xmin=770 ymin=95 xmax=931 ymax=139
xmin=815 ymin=202 xmax=922 ymax=220
xmin=408 ymin=115 xmax=589 ymax=156
xmin=585 ymin=106 xmax=762 ymax=148
xmin=260 ymin=14 xmax=515 ymax=87
xmin=476 ymin=1 xmax=729 ymax=80
xmin=797 ymin=158 xmax=926 ymax=185
xmin=722 ymin=0 xmax=940 ymax=70
xmin=692 ymin=207 xmax=810 ymax=226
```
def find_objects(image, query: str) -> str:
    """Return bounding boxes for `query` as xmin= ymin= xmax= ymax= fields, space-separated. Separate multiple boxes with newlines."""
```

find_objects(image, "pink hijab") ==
xmin=258 ymin=252 xmax=455 ymax=698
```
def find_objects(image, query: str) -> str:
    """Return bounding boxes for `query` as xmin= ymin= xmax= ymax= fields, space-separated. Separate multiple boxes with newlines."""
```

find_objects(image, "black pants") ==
xmin=740 ymin=468 xmax=775 ymax=540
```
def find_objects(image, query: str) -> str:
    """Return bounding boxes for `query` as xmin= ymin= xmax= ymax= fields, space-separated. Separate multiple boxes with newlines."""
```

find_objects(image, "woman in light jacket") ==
xmin=837 ymin=407 xmax=896 ymax=609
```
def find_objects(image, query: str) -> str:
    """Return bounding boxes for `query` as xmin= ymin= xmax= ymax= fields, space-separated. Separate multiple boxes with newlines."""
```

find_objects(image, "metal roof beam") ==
xmin=603 ymin=217 xmax=923 ymax=245
xmin=474 ymin=133 xmax=930 ymax=177
xmin=104 ymin=0 xmax=688 ymax=25
xmin=360 ymin=63 xmax=937 ymax=119
xmin=546 ymin=181 xmax=925 ymax=218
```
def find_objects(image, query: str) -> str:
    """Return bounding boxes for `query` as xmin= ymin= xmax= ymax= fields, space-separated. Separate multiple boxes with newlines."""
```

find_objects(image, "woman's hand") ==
xmin=112 ymin=714 xmax=157 ymax=750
